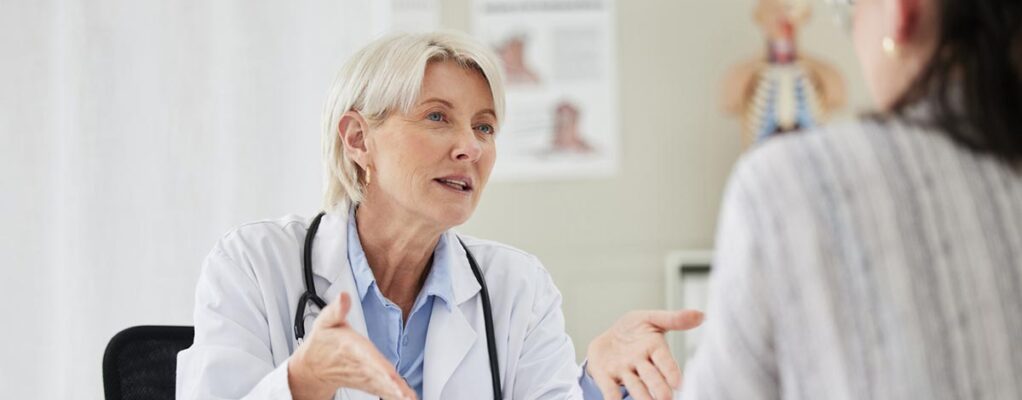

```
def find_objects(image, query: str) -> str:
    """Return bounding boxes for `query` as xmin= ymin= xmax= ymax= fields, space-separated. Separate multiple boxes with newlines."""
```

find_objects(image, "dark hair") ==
xmin=890 ymin=0 xmax=1022 ymax=165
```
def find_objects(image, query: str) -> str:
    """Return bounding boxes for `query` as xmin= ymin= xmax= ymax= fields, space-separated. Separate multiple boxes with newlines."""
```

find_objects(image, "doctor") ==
xmin=176 ymin=31 xmax=702 ymax=400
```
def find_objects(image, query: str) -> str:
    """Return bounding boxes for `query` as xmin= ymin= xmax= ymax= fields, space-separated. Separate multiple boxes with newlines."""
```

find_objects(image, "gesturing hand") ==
xmin=288 ymin=292 xmax=417 ymax=400
xmin=586 ymin=309 xmax=704 ymax=400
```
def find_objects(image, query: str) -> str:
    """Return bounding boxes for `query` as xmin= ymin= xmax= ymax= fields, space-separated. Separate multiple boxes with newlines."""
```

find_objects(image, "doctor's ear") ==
xmin=338 ymin=111 xmax=371 ymax=168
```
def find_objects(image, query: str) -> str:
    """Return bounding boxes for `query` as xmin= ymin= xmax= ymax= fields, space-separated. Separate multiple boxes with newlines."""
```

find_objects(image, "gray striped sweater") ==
xmin=682 ymin=119 xmax=1022 ymax=400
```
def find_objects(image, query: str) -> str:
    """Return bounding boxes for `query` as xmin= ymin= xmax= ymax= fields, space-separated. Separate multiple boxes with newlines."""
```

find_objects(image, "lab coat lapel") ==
xmin=308 ymin=210 xmax=375 ymax=400
xmin=423 ymin=232 xmax=484 ymax=400
xmin=423 ymin=299 xmax=476 ymax=400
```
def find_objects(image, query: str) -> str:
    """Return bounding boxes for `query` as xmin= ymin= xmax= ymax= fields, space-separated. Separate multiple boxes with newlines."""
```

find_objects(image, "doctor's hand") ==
xmin=586 ymin=309 xmax=704 ymax=400
xmin=288 ymin=292 xmax=417 ymax=400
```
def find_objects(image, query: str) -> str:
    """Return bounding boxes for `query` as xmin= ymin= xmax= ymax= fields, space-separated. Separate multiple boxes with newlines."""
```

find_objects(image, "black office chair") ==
xmin=103 ymin=326 xmax=194 ymax=400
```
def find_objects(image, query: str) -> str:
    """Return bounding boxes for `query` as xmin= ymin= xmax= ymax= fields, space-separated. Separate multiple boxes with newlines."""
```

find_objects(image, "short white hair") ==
xmin=321 ymin=31 xmax=506 ymax=210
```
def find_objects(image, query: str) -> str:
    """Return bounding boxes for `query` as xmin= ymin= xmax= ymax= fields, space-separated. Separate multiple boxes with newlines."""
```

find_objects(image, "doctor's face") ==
xmin=364 ymin=60 xmax=498 ymax=228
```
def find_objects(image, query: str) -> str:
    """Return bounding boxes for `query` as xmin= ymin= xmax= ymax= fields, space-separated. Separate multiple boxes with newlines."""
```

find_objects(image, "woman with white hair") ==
xmin=176 ymin=32 xmax=700 ymax=400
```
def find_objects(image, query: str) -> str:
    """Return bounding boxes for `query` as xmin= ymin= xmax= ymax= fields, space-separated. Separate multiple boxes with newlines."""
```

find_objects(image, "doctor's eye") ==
xmin=475 ymin=123 xmax=496 ymax=135
xmin=426 ymin=111 xmax=447 ymax=122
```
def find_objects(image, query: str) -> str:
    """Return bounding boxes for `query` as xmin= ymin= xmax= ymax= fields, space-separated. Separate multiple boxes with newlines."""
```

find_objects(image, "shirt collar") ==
xmin=345 ymin=205 xmax=455 ymax=308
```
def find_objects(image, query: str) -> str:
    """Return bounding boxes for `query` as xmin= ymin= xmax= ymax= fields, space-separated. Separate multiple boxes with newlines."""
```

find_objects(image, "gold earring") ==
xmin=882 ymin=36 xmax=899 ymax=57
xmin=365 ymin=166 xmax=371 ymax=186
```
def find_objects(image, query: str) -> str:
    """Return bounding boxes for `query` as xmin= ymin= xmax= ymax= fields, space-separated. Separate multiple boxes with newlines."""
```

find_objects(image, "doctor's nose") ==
xmin=451 ymin=127 xmax=484 ymax=162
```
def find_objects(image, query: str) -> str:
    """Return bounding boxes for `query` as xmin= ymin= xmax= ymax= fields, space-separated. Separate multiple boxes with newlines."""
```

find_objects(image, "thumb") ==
xmin=645 ymin=309 xmax=704 ymax=332
xmin=313 ymin=292 xmax=352 ymax=330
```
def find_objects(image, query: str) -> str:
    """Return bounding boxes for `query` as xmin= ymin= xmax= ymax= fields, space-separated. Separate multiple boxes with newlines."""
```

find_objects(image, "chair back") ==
xmin=102 ymin=325 xmax=194 ymax=400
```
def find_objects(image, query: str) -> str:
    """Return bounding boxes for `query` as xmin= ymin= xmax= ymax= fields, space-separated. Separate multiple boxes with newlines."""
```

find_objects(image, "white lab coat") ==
xmin=176 ymin=210 xmax=585 ymax=400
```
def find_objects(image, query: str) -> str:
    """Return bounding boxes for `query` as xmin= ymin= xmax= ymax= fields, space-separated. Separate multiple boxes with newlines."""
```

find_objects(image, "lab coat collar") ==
xmin=442 ymin=230 xmax=483 ymax=306
xmin=308 ymin=208 xmax=349 ymax=286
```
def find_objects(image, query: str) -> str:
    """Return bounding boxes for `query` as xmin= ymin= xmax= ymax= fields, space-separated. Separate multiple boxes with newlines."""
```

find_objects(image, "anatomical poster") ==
xmin=473 ymin=0 xmax=619 ymax=180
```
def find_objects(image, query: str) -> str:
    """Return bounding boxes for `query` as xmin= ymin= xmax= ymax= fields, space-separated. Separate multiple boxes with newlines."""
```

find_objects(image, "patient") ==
xmin=683 ymin=0 xmax=1022 ymax=398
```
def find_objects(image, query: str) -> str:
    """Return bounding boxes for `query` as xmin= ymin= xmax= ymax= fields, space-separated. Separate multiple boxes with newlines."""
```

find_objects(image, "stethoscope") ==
xmin=293 ymin=212 xmax=503 ymax=400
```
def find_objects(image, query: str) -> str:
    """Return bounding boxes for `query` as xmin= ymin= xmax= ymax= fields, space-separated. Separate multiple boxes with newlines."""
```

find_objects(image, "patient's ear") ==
xmin=889 ymin=0 xmax=922 ymax=43
xmin=338 ymin=111 xmax=370 ymax=170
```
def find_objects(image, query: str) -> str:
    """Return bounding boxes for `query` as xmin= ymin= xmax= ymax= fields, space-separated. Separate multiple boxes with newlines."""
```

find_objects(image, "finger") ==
xmin=620 ymin=370 xmax=654 ymax=400
xmin=312 ymin=292 xmax=352 ymax=330
xmin=335 ymin=292 xmax=352 ymax=322
xmin=369 ymin=377 xmax=407 ymax=400
xmin=650 ymin=346 xmax=683 ymax=389
xmin=365 ymin=367 xmax=408 ymax=400
xmin=636 ymin=361 xmax=673 ymax=400
xmin=644 ymin=309 xmax=704 ymax=332
xmin=397 ymin=377 xmax=417 ymax=400
xmin=368 ymin=350 xmax=414 ymax=400
xmin=590 ymin=370 xmax=623 ymax=400
xmin=588 ymin=364 xmax=625 ymax=400
xmin=388 ymin=370 xmax=417 ymax=400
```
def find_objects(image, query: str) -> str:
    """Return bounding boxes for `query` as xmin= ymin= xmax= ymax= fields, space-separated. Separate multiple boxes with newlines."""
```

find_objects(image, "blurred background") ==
xmin=1 ymin=0 xmax=869 ymax=397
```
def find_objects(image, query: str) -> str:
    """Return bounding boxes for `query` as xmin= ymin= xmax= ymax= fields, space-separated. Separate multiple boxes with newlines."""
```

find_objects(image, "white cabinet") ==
xmin=664 ymin=250 xmax=712 ymax=363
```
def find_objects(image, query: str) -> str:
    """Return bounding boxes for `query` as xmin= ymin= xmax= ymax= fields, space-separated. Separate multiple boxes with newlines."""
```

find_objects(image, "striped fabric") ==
xmin=682 ymin=119 xmax=1022 ymax=400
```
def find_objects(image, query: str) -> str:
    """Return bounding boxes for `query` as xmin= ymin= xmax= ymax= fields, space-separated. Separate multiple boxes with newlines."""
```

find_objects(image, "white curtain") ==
xmin=1 ymin=1 xmax=371 ymax=397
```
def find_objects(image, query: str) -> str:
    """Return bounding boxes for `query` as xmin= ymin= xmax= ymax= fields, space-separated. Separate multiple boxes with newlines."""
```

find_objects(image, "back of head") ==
xmin=892 ymin=0 xmax=1022 ymax=164
xmin=319 ymin=31 xmax=505 ymax=210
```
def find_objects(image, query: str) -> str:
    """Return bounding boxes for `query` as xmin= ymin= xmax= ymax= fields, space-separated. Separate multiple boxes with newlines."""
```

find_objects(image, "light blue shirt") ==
xmin=346 ymin=208 xmax=453 ymax=399
xmin=346 ymin=208 xmax=614 ymax=399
